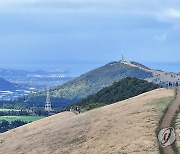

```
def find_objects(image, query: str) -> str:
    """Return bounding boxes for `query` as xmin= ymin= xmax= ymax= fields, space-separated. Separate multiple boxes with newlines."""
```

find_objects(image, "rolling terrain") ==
xmin=23 ymin=60 xmax=180 ymax=108
xmin=75 ymin=77 xmax=160 ymax=110
xmin=0 ymin=68 xmax=74 ymax=90
xmin=0 ymin=68 xmax=74 ymax=100
xmin=0 ymin=77 xmax=36 ymax=100
xmin=0 ymin=77 xmax=17 ymax=91
xmin=0 ymin=88 xmax=174 ymax=154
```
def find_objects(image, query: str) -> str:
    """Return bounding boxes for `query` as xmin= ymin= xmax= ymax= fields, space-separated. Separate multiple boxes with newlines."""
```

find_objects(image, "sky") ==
xmin=0 ymin=0 xmax=180 ymax=75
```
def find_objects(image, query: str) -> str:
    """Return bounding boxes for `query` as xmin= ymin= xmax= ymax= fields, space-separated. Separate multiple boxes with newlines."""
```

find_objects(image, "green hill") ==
xmin=51 ymin=61 xmax=152 ymax=99
xmin=20 ymin=61 xmax=153 ymax=108
xmin=74 ymin=77 xmax=160 ymax=110
xmin=15 ymin=60 xmax=180 ymax=110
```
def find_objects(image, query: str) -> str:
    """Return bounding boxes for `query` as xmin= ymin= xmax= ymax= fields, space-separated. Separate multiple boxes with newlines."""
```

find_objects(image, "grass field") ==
xmin=153 ymin=96 xmax=174 ymax=113
xmin=0 ymin=108 xmax=21 ymax=112
xmin=0 ymin=116 xmax=44 ymax=122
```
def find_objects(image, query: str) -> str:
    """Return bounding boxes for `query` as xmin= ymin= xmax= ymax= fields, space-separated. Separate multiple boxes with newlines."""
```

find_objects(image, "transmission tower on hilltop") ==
xmin=122 ymin=52 xmax=124 ymax=61
xmin=45 ymin=87 xmax=52 ymax=112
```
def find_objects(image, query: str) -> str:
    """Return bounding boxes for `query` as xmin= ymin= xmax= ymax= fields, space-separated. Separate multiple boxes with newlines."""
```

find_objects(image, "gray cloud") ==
xmin=0 ymin=0 xmax=180 ymax=65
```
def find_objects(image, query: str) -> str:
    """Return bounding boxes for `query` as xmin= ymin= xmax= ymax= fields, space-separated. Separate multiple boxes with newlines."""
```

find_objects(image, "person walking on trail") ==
xmin=70 ymin=106 xmax=73 ymax=112
xmin=76 ymin=106 xmax=80 ymax=114
xmin=169 ymin=82 xmax=172 ymax=88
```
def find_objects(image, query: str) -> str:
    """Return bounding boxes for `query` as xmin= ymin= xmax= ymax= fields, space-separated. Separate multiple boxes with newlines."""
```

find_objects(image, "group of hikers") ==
xmin=70 ymin=106 xmax=81 ymax=114
xmin=166 ymin=81 xmax=179 ymax=88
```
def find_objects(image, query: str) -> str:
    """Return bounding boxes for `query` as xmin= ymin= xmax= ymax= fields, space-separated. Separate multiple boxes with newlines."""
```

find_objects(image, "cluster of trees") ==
xmin=33 ymin=109 xmax=49 ymax=116
xmin=0 ymin=110 xmax=30 ymax=116
xmin=0 ymin=108 xmax=50 ymax=116
xmin=0 ymin=97 xmax=79 ymax=112
xmin=75 ymin=77 xmax=160 ymax=110
xmin=0 ymin=101 xmax=28 ymax=110
xmin=0 ymin=120 xmax=27 ymax=133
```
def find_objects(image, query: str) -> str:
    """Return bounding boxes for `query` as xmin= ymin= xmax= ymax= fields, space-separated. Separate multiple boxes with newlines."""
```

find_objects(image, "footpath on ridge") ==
xmin=161 ymin=87 xmax=180 ymax=154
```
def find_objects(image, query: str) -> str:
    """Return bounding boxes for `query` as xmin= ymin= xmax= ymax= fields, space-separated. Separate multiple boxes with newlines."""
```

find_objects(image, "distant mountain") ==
xmin=51 ymin=61 xmax=153 ymax=99
xmin=0 ymin=77 xmax=17 ymax=91
xmin=49 ymin=60 xmax=180 ymax=99
xmin=74 ymin=77 xmax=160 ymax=110
xmin=0 ymin=68 xmax=74 ymax=90
xmin=20 ymin=61 xmax=155 ymax=108
xmin=0 ymin=68 xmax=68 ymax=77
xmin=9 ymin=60 xmax=180 ymax=110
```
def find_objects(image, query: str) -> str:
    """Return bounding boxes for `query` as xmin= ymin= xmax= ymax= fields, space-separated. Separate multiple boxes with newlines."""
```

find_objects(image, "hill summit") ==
xmin=51 ymin=60 xmax=180 ymax=99
xmin=23 ymin=61 xmax=180 ymax=109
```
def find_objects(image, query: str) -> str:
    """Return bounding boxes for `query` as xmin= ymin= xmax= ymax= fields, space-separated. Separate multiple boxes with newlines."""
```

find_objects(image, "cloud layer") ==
xmin=0 ymin=0 xmax=180 ymax=68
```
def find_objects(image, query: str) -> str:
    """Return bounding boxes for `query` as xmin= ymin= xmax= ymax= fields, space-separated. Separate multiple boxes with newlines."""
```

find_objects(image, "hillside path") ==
xmin=161 ymin=87 xmax=180 ymax=154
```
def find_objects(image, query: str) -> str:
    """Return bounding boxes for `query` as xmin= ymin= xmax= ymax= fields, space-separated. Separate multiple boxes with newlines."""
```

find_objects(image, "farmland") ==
xmin=0 ymin=116 xmax=44 ymax=122
xmin=0 ymin=108 xmax=20 ymax=112
xmin=0 ymin=108 xmax=44 ymax=122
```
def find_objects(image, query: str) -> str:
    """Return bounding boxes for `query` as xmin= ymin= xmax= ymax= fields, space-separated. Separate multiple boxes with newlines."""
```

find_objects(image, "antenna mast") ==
xmin=45 ymin=87 xmax=52 ymax=112
xmin=122 ymin=52 xmax=124 ymax=61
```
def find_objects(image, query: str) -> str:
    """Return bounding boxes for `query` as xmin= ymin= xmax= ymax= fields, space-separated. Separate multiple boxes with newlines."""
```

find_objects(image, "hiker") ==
xmin=166 ymin=83 xmax=169 ymax=89
xmin=76 ymin=106 xmax=80 ymax=114
xmin=70 ymin=106 xmax=73 ymax=112
xmin=169 ymin=82 xmax=172 ymax=88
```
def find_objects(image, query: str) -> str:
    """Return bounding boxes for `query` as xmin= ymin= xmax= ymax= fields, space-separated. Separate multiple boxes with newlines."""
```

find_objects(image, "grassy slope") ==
xmin=23 ymin=61 xmax=152 ymax=107
xmin=0 ymin=88 xmax=174 ymax=154
xmin=175 ymin=114 xmax=180 ymax=151
xmin=51 ymin=61 xmax=152 ymax=99
xmin=23 ymin=60 xmax=180 ymax=109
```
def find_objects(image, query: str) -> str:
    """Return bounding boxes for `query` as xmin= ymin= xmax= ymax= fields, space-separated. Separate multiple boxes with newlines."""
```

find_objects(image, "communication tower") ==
xmin=45 ymin=87 xmax=52 ymax=112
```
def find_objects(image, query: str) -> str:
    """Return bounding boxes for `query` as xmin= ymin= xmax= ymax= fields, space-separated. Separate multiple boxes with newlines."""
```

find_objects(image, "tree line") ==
xmin=74 ymin=77 xmax=160 ymax=111
xmin=0 ymin=120 xmax=27 ymax=133
xmin=0 ymin=109 xmax=49 ymax=116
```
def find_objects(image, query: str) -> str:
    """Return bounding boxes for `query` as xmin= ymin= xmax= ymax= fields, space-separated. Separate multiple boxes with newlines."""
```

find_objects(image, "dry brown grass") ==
xmin=174 ymin=112 xmax=180 ymax=152
xmin=146 ymin=70 xmax=180 ymax=84
xmin=0 ymin=88 xmax=174 ymax=154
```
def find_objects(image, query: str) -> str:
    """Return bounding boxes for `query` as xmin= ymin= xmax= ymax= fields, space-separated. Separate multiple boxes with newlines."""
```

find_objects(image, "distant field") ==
xmin=0 ymin=116 xmax=44 ymax=122
xmin=0 ymin=108 xmax=21 ymax=112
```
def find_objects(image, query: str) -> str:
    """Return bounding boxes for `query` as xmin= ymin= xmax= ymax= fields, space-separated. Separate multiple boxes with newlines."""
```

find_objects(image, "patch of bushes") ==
xmin=74 ymin=77 xmax=160 ymax=110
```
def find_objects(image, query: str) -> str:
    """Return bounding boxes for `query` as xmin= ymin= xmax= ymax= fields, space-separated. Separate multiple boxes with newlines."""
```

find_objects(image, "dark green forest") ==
xmin=0 ymin=97 xmax=79 ymax=112
xmin=0 ymin=120 xmax=27 ymax=133
xmin=74 ymin=77 xmax=160 ymax=110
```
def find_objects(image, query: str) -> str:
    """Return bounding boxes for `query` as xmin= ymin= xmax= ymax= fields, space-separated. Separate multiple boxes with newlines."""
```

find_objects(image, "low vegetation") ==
xmin=74 ymin=77 xmax=160 ymax=110
xmin=0 ymin=116 xmax=44 ymax=122
xmin=0 ymin=108 xmax=45 ymax=133
xmin=0 ymin=108 xmax=20 ymax=112
xmin=0 ymin=120 xmax=27 ymax=133
xmin=14 ymin=61 xmax=152 ymax=110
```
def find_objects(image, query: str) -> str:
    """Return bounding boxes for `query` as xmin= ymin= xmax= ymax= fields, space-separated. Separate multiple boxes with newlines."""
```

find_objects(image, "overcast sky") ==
xmin=0 ymin=0 xmax=180 ymax=74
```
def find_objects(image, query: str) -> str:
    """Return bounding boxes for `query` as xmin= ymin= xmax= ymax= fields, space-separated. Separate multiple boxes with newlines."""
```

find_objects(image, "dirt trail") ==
xmin=161 ymin=87 xmax=180 ymax=154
